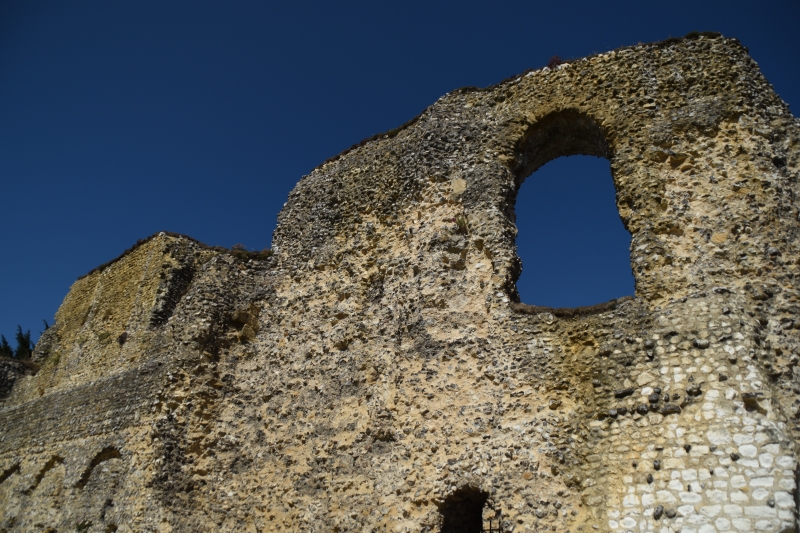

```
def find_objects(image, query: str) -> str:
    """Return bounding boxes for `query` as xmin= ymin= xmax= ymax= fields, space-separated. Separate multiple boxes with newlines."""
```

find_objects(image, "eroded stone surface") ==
xmin=1 ymin=33 xmax=799 ymax=533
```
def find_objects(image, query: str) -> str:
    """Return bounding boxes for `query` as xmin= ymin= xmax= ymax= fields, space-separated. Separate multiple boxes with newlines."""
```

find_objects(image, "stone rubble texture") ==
xmin=1 ymin=33 xmax=799 ymax=533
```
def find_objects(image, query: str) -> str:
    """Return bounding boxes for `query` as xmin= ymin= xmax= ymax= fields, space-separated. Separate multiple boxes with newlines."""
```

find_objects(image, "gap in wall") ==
xmin=439 ymin=487 xmax=489 ymax=533
xmin=514 ymin=154 xmax=634 ymax=308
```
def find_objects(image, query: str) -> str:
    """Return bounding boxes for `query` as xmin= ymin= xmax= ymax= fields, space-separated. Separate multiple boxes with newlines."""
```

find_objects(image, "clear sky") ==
xmin=1 ymin=0 xmax=798 ymax=343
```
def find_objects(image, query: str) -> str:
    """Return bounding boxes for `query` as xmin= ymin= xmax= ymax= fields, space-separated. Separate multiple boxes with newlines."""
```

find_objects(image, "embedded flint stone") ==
xmin=686 ymin=384 xmax=703 ymax=397
xmin=742 ymin=391 xmax=764 ymax=408
xmin=692 ymin=339 xmax=710 ymax=349
xmin=660 ymin=404 xmax=682 ymax=415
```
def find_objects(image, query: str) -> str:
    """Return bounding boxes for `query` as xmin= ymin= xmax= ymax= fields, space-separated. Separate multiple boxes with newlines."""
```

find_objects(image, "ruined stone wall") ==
xmin=1 ymin=33 xmax=799 ymax=533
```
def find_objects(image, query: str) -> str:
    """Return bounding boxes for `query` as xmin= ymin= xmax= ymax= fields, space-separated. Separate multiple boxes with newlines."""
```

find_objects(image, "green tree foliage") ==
xmin=1 ymin=323 xmax=44 ymax=360
xmin=13 ymin=326 xmax=34 ymax=360
xmin=0 ymin=335 xmax=12 ymax=359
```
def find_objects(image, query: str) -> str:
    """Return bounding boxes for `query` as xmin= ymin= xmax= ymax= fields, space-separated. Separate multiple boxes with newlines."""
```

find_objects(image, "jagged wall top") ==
xmin=2 ymin=33 xmax=800 ymax=533
xmin=274 ymin=33 xmax=796 ymax=303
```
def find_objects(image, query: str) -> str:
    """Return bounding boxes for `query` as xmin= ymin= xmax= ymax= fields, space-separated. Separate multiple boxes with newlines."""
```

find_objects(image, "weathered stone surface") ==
xmin=0 ymin=360 xmax=36 ymax=400
xmin=2 ymin=32 xmax=800 ymax=533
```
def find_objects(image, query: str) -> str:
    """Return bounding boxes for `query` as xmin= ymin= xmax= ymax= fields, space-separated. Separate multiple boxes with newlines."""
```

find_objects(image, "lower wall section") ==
xmin=0 ymin=358 xmax=169 ymax=532
xmin=0 ymin=359 xmax=166 ymax=454
xmin=0 ymin=361 xmax=35 ymax=401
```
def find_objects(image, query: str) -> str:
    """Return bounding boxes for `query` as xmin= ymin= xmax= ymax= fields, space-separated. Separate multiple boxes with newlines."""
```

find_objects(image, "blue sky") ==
xmin=1 ymin=0 xmax=798 ymax=343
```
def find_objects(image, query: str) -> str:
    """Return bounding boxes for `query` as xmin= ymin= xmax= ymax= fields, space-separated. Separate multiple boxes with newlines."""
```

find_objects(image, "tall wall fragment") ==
xmin=1 ymin=33 xmax=799 ymax=533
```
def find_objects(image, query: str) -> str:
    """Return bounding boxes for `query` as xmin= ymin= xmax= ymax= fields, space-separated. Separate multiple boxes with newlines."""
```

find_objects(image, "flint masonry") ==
xmin=1 ymin=32 xmax=799 ymax=533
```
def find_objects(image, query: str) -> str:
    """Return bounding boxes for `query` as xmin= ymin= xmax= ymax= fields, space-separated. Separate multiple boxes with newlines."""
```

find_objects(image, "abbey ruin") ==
xmin=1 ymin=33 xmax=799 ymax=533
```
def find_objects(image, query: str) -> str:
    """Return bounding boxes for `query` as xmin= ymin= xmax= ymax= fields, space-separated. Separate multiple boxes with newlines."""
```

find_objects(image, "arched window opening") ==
xmin=439 ymin=486 xmax=494 ymax=533
xmin=510 ymin=110 xmax=634 ymax=309
xmin=513 ymin=155 xmax=633 ymax=308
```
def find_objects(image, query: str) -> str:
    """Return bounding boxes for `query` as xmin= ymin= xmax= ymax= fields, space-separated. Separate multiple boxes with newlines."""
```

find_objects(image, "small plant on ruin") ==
xmin=547 ymin=55 xmax=562 ymax=69
xmin=454 ymin=215 xmax=469 ymax=235
xmin=229 ymin=243 xmax=274 ymax=261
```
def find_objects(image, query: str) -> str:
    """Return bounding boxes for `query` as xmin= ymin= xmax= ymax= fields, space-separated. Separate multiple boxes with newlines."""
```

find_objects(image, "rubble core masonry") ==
xmin=1 ymin=33 xmax=799 ymax=533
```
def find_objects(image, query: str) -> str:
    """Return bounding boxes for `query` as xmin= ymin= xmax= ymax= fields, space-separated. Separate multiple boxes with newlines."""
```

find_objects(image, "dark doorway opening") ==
xmin=440 ymin=487 xmax=489 ymax=533
xmin=513 ymin=155 xmax=633 ymax=308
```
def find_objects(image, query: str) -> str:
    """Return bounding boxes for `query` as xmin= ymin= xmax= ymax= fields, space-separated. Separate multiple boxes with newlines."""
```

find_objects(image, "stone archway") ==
xmin=511 ymin=109 xmax=610 ymax=185
xmin=439 ymin=486 xmax=490 ymax=533
xmin=507 ymin=109 xmax=634 ymax=307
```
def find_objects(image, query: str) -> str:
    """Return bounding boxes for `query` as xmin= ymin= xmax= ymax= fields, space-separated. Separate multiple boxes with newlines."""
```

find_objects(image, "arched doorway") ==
xmin=439 ymin=486 xmax=495 ymax=533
